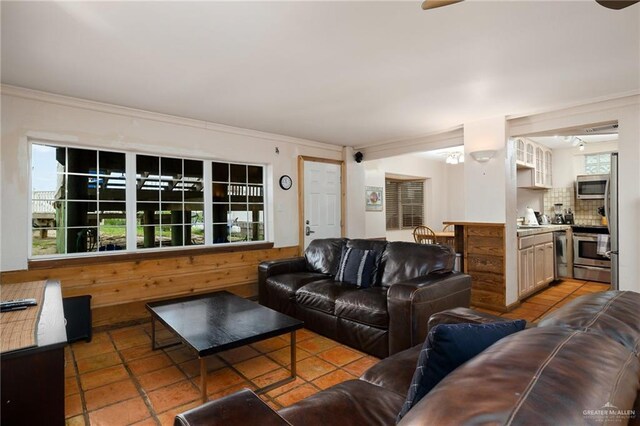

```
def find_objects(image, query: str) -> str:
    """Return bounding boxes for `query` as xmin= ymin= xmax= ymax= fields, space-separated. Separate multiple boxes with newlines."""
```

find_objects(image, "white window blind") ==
xmin=385 ymin=179 xmax=424 ymax=230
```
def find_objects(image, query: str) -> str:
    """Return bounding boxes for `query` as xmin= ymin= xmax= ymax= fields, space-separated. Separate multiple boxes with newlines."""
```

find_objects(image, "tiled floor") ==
xmin=65 ymin=324 xmax=378 ymax=425
xmin=65 ymin=278 xmax=609 ymax=425
xmin=476 ymin=279 xmax=610 ymax=322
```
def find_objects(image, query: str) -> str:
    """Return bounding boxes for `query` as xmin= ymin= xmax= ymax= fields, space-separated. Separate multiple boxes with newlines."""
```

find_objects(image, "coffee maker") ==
xmin=553 ymin=203 xmax=565 ymax=224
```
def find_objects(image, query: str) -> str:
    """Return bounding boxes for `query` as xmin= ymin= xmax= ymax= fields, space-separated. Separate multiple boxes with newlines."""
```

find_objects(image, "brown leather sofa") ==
xmin=258 ymin=238 xmax=472 ymax=358
xmin=176 ymin=290 xmax=640 ymax=426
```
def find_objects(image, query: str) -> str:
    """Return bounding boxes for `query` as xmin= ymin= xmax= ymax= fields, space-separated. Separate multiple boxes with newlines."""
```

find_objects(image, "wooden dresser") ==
xmin=444 ymin=222 xmax=508 ymax=312
xmin=1 ymin=280 xmax=67 ymax=426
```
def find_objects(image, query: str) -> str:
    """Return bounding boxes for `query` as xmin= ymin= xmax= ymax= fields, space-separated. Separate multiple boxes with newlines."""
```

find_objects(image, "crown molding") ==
xmin=358 ymin=126 xmax=464 ymax=160
xmin=0 ymin=84 xmax=343 ymax=152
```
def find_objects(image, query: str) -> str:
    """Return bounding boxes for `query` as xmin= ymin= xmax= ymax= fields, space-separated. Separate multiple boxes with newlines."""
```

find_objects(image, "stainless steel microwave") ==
xmin=576 ymin=174 xmax=608 ymax=199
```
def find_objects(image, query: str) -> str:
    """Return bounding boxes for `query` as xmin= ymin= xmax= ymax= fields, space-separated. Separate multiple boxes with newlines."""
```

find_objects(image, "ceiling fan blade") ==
xmin=421 ymin=0 xmax=464 ymax=11
xmin=595 ymin=0 xmax=640 ymax=9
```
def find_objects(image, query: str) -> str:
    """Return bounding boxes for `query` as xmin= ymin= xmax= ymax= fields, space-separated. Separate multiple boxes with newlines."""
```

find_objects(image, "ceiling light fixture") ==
xmin=579 ymin=142 xmax=585 ymax=151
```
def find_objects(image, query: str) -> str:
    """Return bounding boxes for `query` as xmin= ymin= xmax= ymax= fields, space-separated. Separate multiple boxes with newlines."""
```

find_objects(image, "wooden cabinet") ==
xmin=516 ymin=139 xmax=552 ymax=189
xmin=518 ymin=233 xmax=554 ymax=298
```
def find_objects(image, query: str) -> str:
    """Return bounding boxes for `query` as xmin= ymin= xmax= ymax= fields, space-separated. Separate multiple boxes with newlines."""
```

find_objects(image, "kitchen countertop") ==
xmin=517 ymin=224 xmax=572 ymax=237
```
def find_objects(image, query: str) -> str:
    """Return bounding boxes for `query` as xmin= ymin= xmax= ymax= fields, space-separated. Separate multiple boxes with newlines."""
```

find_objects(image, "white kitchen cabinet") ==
xmin=544 ymin=149 xmax=552 ymax=188
xmin=516 ymin=138 xmax=526 ymax=165
xmin=516 ymin=138 xmax=536 ymax=169
xmin=518 ymin=233 xmax=554 ymax=298
xmin=517 ymin=141 xmax=552 ymax=189
xmin=525 ymin=141 xmax=535 ymax=168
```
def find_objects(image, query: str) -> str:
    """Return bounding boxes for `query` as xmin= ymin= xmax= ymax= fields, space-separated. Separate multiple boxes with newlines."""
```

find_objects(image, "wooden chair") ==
xmin=442 ymin=224 xmax=454 ymax=232
xmin=413 ymin=225 xmax=436 ymax=244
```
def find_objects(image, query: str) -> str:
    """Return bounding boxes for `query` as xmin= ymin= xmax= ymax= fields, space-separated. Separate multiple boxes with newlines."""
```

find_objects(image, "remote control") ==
xmin=0 ymin=305 xmax=28 ymax=313
xmin=0 ymin=298 xmax=38 ymax=309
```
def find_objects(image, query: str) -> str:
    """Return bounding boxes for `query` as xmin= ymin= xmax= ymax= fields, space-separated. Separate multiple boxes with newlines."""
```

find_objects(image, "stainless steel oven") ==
xmin=573 ymin=232 xmax=611 ymax=283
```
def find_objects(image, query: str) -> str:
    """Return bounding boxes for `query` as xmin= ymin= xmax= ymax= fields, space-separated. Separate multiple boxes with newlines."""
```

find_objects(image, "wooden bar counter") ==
xmin=443 ymin=222 xmax=509 ymax=312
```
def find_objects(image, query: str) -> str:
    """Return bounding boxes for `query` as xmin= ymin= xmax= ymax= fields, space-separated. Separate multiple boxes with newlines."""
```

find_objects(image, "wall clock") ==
xmin=279 ymin=175 xmax=293 ymax=190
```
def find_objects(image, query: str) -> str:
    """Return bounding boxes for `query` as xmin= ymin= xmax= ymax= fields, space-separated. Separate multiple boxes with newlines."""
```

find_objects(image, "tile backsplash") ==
xmin=543 ymin=187 xmax=605 ymax=226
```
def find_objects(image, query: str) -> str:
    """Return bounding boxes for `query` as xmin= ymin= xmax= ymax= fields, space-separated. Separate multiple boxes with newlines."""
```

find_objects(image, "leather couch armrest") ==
xmin=258 ymin=257 xmax=306 ymax=305
xmin=174 ymin=389 xmax=291 ymax=426
xmin=428 ymin=307 xmax=507 ymax=329
xmin=387 ymin=272 xmax=471 ymax=355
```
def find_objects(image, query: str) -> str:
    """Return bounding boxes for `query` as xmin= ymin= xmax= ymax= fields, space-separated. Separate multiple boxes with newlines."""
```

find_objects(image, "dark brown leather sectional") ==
xmin=176 ymin=290 xmax=640 ymax=426
xmin=258 ymin=238 xmax=472 ymax=358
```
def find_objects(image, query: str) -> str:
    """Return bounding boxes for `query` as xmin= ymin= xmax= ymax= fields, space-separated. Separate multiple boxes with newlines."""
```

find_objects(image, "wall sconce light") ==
xmin=469 ymin=150 xmax=497 ymax=162
xmin=578 ymin=142 xmax=585 ymax=151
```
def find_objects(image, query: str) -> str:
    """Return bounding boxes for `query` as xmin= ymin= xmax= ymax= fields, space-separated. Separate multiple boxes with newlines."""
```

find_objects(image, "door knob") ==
xmin=305 ymin=226 xmax=315 ymax=236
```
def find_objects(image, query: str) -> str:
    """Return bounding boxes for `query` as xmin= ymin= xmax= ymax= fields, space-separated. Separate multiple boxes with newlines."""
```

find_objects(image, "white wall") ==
xmin=363 ymin=154 xmax=453 ymax=242
xmin=552 ymin=140 xmax=619 ymax=189
xmin=516 ymin=189 xmax=544 ymax=218
xmin=0 ymin=88 xmax=343 ymax=271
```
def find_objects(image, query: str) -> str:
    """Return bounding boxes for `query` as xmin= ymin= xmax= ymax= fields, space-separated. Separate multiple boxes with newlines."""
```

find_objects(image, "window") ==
xmin=385 ymin=179 xmax=424 ymax=230
xmin=212 ymin=162 xmax=265 ymax=244
xmin=136 ymin=155 xmax=204 ymax=248
xmin=30 ymin=141 xmax=266 ymax=258
xmin=31 ymin=143 xmax=127 ymax=256
xmin=585 ymin=153 xmax=611 ymax=175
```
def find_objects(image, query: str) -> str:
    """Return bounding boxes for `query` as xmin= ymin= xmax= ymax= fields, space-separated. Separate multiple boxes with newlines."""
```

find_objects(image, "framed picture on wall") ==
xmin=365 ymin=186 xmax=383 ymax=211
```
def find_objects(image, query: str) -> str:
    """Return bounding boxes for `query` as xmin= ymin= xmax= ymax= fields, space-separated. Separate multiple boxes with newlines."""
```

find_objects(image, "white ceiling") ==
xmin=528 ymin=133 xmax=618 ymax=149
xmin=1 ymin=1 xmax=639 ymax=147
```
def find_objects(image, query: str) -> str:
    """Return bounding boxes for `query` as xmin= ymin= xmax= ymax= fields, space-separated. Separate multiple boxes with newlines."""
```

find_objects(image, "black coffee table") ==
xmin=146 ymin=291 xmax=304 ymax=403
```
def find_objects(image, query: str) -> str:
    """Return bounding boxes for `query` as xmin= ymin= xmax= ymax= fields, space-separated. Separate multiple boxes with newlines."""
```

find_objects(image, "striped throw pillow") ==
xmin=335 ymin=247 xmax=376 ymax=288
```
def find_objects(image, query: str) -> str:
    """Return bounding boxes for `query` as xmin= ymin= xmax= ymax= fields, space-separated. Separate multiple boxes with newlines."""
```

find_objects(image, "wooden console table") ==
xmin=1 ymin=280 xmax=67 ymax=426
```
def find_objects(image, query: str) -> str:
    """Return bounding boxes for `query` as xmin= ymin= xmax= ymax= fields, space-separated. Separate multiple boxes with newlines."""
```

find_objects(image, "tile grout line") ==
xmin=68 ymin=343 xmax=90 ymax=425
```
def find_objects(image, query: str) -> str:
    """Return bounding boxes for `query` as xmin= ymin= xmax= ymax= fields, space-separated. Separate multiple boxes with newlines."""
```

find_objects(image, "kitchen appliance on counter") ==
xmin=552 ymin=203 xmax=565 ymax=224
xmin=572 ymin=225 xmax=610 ymax=284
xmin=563 ymin=208 xmax=574 ymax=225
xmin=576 ymin=174 xmax=608 ymax=199
xmin=524 ymin=208 xmax=539 ymax=226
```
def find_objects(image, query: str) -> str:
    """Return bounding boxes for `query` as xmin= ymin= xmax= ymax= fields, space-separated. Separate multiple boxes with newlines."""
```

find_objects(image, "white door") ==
xmin=303 ymin=161 xmax=342 ymax=249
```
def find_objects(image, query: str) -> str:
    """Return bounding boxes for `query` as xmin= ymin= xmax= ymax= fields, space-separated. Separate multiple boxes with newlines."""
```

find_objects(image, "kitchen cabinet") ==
xmin=518 ymin=233 xmax=554 ymax=298
xmin=515 ymin=138 xmax=535 ymax=169
xmin=516 ymin=140 xmax=552 ymax=189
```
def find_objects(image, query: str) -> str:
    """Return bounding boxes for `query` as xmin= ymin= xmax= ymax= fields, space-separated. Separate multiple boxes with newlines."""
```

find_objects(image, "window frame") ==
xmin=385 ymin=178 xmax=425 ymax=231
xmin=28 ymin=139 xmax=269 ymax=260
xmin=584 ymin=152 xmax=612 ymax=175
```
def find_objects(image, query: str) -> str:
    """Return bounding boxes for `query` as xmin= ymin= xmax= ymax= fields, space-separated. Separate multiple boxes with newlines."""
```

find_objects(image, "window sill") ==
xmin=27 ymin=242 xmax=275 ymax=270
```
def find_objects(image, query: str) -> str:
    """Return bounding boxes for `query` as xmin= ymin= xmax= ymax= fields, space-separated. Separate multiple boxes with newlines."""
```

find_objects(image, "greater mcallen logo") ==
xmin=583 ymin=402 xmax=636 ymax=422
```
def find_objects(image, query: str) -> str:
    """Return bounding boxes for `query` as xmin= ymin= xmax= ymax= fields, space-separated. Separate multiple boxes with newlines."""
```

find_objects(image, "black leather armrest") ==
xmin=174 ymin=389 xmax=291 ymax=426
xmin=387 ymin=272 xmax=472 ymax=355
xmin=258 ymin=257 xmax=306 ymax=305
xmin=428 ymin=307 xmax=507 ymax=329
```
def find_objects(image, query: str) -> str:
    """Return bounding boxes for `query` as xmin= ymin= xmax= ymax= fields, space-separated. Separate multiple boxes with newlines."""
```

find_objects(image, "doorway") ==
xmin=298 ymin=156 xmax=345 ymax=252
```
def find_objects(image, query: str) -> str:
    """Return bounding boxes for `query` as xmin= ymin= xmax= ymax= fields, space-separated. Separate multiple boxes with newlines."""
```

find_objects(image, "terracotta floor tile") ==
xmin=573 ymin=288 xmax=596 ymax=296
xmin=196 ymin=367 xmax=246 ymax=393
xmin=109 ymin=325 xmax=146 ymax=339
xmin=72 ymin=340 xmax=117 ymax=361
xmin=127 ymin=352 xmax=172 ymax=375
xmin=130 ymin=418 xmax=157 ymax=426
xmin=545 ymin=285 xmax=575 ymax=295
xmin=65 ymin=414 xmax=86 ymax=426
xmin=295 ymin=356 xmax=336 ymax=381
xmin=65 ymin=376 xmax=80 ymax=396
xmin=553 ymin=281 xmax=583 ymax=289
xmin=113 ymin=334 xmax=151 ymax=351
xmin=84 ymin=378 xmax=139 ymax=411
xmin=296 ymin=328 xmax=318 ymax=341
xmin=524 ymin=295 xmax=557 ymax=307
xmin=266 ymin=377 xmax=307 ymax=398
xmin=148 ymin=380 xmax=201 ymax=412
xmin=119 ymin=344 xmax=156 ymax=363
xmin=317 ymin=346 xmax=362 ymax=367
xmin=218 ymin=346 xmax=261 ymax=364
xmin=165 ymin=346 xmax=196 ymax=364
xmin=342 ymin=356 xmax=378 ymax=377
xmin=266 ymin=400 xmax=282 ymax=411
xmin=80 ymin=364 xmax=129 ymax=391
xmin=76 ymin=351 xmax=122 ymax=374
xmin=65 ymin=364 xmax=77 ymax=378
xmin=275 ymin=384 xmax=319 ymax=407
xmin=88 ymin=397 xmax=150 ymax=426
xmin=138 ymin=365 xmax=187 ymax=392
xmin=156 ymin=401 xmax=200 ymax=426
xmin=297 ymin=336 xmax=339 ymax=354
xmin=234 ymin=355 xmax=281 ymax=379
xmin=179 ymin=356 xmax=225 ymax=378
xmin=519 ymin=303 xmax=550 ymax=314
xmin=252 ymin=367 xmax=291 ymax=389
xmin=312 ymin=369 xmax=356 ymax=390
xmin=251 ymin=336 xmax=290 ymax=353
xmin=268 ymin=347 xmax=312 ymax=367
xmin=65 ymin=393 xmax=83 ymax=418
xmin=87 ymin=332 xmax=112 ymax=344
xmin=544 ymin=288 xmax=575 ymax=298
xmin=501 ymin=312 xmax=539 ymax=322
xmin=207 ymin=382 xmax=254 ymax=400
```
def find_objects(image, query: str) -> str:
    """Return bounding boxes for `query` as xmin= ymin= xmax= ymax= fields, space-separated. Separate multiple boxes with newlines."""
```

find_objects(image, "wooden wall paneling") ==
xmin=1 ymin=246 xmax=299 ymax=327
